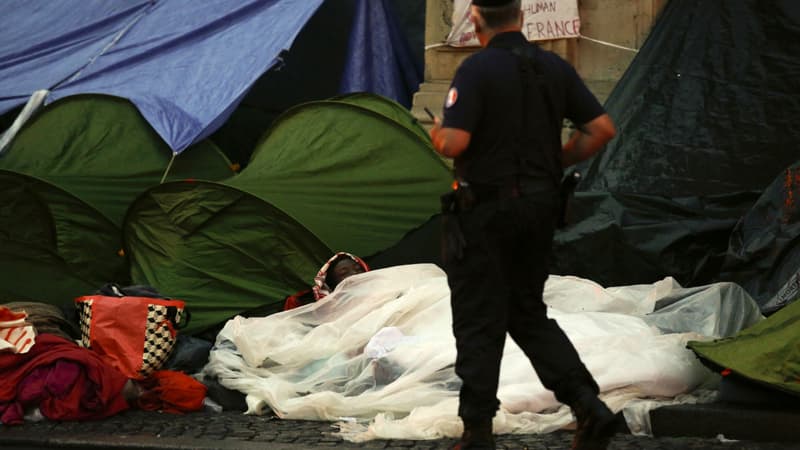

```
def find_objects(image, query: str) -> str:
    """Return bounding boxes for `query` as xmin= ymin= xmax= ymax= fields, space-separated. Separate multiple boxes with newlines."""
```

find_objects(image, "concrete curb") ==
xmin=2 ymin=404 xmax=799 ymax=450
xmin=651 ymin=403 xmax=800 ymax=443
xmin=0 ymin=431 xmax=320 ymax=450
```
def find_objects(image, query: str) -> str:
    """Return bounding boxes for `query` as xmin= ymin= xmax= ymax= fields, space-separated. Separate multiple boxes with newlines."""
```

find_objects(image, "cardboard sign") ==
xmin=446 ymin=0 xmax=580 ymax=46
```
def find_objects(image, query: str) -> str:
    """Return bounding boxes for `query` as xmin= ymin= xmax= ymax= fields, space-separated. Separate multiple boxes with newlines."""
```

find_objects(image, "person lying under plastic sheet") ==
xmin=283 ymin=252 xmax=370 ymax=311
xmin=202 ymin=263 xmax=763 ymax=442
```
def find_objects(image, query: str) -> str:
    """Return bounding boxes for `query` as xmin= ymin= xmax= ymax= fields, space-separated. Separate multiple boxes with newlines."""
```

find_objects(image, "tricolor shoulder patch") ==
xmin=445 ymin=87 xmax=458 ymax=108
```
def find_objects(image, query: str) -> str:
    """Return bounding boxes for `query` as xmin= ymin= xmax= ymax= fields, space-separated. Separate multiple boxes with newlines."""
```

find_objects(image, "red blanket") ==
xmin=0 ymin=334 xmax=130 ymax=424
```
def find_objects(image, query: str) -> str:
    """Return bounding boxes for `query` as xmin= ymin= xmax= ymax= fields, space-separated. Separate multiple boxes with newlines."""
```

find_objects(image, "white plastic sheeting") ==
xmin=203 ymin=264 xmax=762 ymax=441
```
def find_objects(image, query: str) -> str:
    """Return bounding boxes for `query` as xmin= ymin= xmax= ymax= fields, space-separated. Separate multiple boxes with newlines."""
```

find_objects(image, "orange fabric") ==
xmin=0 ymin=306 xmax=27 ymax=323
xmin=283 ymin=289 xmax=313 ymax=311
xmin=75 ymin=295 xmax=184 ymax=379
xmin=136 ymin=370 xmax=207 ymax=414
xmin=80 ymin=296 xmax=149 ymax=378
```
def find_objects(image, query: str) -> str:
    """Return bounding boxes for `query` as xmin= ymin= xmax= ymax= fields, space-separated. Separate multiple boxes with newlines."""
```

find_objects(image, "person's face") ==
xmin=330 ymin=259 xmax=365 ymax=287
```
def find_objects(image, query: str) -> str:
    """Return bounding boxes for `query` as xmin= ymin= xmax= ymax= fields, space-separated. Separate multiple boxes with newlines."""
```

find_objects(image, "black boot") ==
xmin=452 ymin=418 xmax=495 ymax=450
xmin=570 ymin=393 xmax=616 ymax=450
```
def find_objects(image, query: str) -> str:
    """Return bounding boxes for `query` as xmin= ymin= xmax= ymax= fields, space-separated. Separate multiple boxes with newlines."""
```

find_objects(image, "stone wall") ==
xmin=414 ymin=0 xmax=667 ymax=123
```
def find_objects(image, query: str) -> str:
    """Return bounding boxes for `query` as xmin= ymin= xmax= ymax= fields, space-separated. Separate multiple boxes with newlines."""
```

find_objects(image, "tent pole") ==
xmin=0 ymin=90 xmax=49 ymax=155
xmin=160 ymin=152 xmax=177 ymax=184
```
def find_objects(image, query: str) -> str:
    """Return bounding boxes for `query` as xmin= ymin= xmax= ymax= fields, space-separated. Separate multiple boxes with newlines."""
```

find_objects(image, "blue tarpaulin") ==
xmin=339 ymin=0 xmax=423 ymax=108
xmin=0 ymin=0 xmax=324 ymax=153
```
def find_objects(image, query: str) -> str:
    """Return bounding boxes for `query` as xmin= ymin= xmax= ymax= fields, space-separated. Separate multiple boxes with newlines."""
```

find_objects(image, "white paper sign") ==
xmin=446 ymin=0 xmax=580 ymax=47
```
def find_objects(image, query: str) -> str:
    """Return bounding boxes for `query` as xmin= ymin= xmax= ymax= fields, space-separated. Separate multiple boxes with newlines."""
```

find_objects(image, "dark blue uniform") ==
xmin=441 ymin=31 xmax=606 ymax=423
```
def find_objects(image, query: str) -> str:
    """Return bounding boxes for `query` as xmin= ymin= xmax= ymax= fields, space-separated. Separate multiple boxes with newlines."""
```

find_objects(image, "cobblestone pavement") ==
xmin=1 ymin=410 xmax=797 ymax=450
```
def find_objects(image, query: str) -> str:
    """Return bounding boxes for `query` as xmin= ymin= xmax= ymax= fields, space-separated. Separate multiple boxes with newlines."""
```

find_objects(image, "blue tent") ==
xmin=339 ymin=0 xmax=424 ymax=109
xmin=0 ymin=0 xmax=422 ymax=154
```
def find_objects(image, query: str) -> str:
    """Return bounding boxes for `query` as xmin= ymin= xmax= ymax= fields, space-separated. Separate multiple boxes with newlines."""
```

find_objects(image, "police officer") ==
xmin=429 ymin=1 xmax=617 ymax=449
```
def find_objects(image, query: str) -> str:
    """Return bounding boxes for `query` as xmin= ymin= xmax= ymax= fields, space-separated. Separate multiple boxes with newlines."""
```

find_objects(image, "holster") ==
xmin=557 ymin=170 xmax=581 ymax=228
xmin=440 ymin=190 xmax=467 ymax=263
xmin=454 ymin=183 xmax=477 ymax=212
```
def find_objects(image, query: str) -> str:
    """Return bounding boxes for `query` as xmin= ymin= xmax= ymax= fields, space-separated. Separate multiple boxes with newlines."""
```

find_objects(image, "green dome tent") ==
xmin=229 ymin=95 xmax=449 ymax=257
xmin=0 ymin=174 xmax=116 ymax=303
xmin=0 ymin=95 xmax=236 ymax=306
xmin=329 ymin=92 xmax=431 ymax=143
xmin=124 ymin=94 xmax=452 ymax=334
xmin=123 ymin=181 xmax=333 ymax=334
xmin=688 ymin=298 xmax=800 ymax=398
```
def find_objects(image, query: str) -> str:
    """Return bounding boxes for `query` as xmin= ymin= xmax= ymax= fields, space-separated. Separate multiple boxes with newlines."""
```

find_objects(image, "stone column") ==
xmin=412 ymin=0 xmax=466 ymax=125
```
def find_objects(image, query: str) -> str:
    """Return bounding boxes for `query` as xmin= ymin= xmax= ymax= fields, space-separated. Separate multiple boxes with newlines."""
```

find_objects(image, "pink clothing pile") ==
xmin=0 ymin=334 xmax=130 ymax=425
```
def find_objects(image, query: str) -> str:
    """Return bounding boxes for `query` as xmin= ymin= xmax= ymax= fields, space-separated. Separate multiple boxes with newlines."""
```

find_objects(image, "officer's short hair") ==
xmin=475 ymin=0 xmax=521 ymax=30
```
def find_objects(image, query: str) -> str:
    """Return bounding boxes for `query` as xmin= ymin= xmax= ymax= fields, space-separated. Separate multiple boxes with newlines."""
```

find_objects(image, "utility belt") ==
xmin=439 ymin=176 xmax=571 ymax=264
xmin=441 ymin=172 xmax=579 ymax=224
xmin=443 ymin=177 xmax=555 ymax=213
xmin=468 ymin=178 xmax=555 ymax=204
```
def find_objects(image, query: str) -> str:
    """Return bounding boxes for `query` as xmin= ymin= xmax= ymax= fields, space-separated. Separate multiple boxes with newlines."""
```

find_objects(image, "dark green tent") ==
xmin=229 ymin=95 xmax=449 ymax=257
xmin=124 ymin=94 xmax=452 ymax=334
xmin=0 ymin=175 xmax=113 ymax=303
xmin=123 ymin=181 xmax=333 ymax=334
xmin=329 ymin=93 xmax=430 ymax=143
xmin=0 ymin=95 xmax=235 ymax=306
xmin=552 ymin=0 xmax=800 ymax=293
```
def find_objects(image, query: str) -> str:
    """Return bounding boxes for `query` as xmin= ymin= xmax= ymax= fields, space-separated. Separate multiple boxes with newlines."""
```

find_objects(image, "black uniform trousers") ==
xmin=443 ymin=191 xmax=599 ymax=422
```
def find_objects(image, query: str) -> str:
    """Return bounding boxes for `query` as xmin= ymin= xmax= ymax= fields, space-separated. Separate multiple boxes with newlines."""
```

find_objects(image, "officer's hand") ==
xmin=428 ymin=117 xmax=442 ymax=141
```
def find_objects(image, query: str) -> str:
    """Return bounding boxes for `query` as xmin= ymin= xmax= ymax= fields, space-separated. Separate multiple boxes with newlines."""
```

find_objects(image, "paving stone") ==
xmin=0 ymin=409 xmax=797 ymax=450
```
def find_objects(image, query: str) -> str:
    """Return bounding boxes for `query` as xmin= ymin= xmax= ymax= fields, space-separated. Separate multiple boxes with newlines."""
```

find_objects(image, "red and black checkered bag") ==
xmin=75 ymin=284 xmax=188 ymax=379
